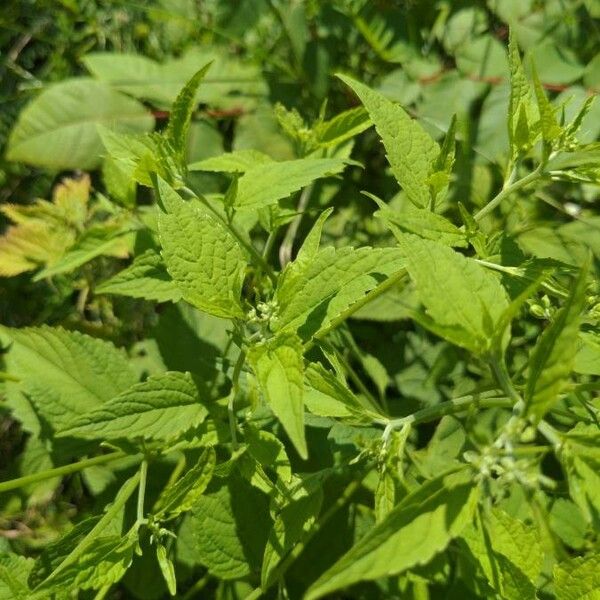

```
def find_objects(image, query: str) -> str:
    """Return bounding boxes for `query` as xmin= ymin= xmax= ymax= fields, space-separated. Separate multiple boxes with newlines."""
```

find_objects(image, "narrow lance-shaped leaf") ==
xmin=338 ymin=74 xmax=439 ymax=207
xmin=154 ymin=447 xmax=216 ymax=519
xmin=166 ymin=62 xmax=212 ymax=161
xmin=156 ymin=177 xmax=247 ymax=318
xmin=524 ymin=264 xmax=588 ymax=421
xmin=58 ymin=371 xmax=207 ymax=442
xmin=305 ymin=468 xmax=479 ymax=599
xmin=249 ymin=333 xmax=308 ymax=459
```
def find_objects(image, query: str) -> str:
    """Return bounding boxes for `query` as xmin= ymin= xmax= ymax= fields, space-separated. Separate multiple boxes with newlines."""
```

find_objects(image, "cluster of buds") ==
xmin=247 ymin=299 xmax=279 ymax=333
xmin=529 ymin=294 xmax=554 ymax=320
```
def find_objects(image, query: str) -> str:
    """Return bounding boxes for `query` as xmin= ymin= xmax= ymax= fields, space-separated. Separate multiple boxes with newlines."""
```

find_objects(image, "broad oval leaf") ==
xmin=7 ymin=79 xmax=154 ymax=170
xmin=58 ymin=371 xmax=207 ymax=442
xmin=0 ymin=325 xmax=137 ymax=430
xmin=157 ymin=178 xmax=247 ymax=318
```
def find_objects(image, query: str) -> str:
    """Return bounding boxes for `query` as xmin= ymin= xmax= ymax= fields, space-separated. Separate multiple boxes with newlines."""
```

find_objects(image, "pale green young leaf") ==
xmin=248 ymin=333 xmax=307 ymax=459
xmin=189 ymin=149 xmax=275 ymax=173
xmin=305 ymin=468 xmax=479 ymax=599
xmin=531 ymin=62 xmax=562 ymax=146
xmin=395 ymin=233 xmax=508 ymax=354
xmin=374 ymin=470 xmax=396 ymax=523
xmin=32 ymin=533 xmax=136 ymax=596
xmin=34 ymin=223 xmax=134 ymax=280
xmin=0 ymin=325 xmax=136 ymax=430
xmin=157 ymin=178 xmax=247 ymax=318
xmin=166 ymin=63 xmax=212 ymax=160
xmin=155 ymin=447 xmax=216 ymax=519
xmin=338 ymin=74 xmax=439 ymax=207
xmin=245 ymin=425 xmax=292 ymax=483
xmin=261 ymin=491 xmax=323 ymax=589
xmin=30 ymin=474 xmax=139 ymax=593
xmin=59 ymin=371 xmax=206 ymax=442
xmin=574 ymin=331 xmax=600 ymax=375
xmin=488 ymin=508 xmax=543 ymax=582
xmin=507 ymin=31 xmax=537 ymax=157
xmin=554 ymin=554 xmax=600 ymax=600
xmin=7 ymin=79 xmax=153 ymax=170
xmin=371 ymin=196 xmax=467 ymax=248
xmin=0 ymin=554 xmax=34 ymax=600
xmin=524 ymin=265 xmax=587 ymax=421
xmin=460 ymin=518 xmax=537 ymax=600
xmin=314 ymin=106 xmax=371 ymax=148
xmin=234 ymin=158 xmax=348 ymax=211
xmin=294 ymin=208 xmax=334 ymax=265
xmin=274 ymin=246 xmax=405 ymax=340
xmin=157 ymin=544 xmax=177 ymax=596
xmin=96 ymin=248 xmax=182 ymax=303
xmin=304 ymin=362 xmax=371 ymax=419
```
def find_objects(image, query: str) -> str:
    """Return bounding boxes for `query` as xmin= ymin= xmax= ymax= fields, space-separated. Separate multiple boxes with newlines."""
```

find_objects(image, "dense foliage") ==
xmin=1 ymin=1 xmax=600 ymax=598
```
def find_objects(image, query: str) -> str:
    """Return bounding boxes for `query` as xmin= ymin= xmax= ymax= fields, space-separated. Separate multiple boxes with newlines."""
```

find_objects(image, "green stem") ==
xmin=266 ymin=471 xmax=367 ymax=590
xmin=228 ymin=351 xmax=247 ymax=451
xmin=181 ymin=574 xmax=211 ymax=600
xmin=474 ymin=164 xmax=545 ymax=222
xmin=136 ymin=459 xmax=149 ymax=525
xmin=490 ymin=355 xmax=522 ymax=407
xmin=0 ymin=451 xmax=130 ymax=494
xmin=382 ymin=396 xmax=512 ymax=430
xmin=306 ymin=269 xmax=408 ymax=351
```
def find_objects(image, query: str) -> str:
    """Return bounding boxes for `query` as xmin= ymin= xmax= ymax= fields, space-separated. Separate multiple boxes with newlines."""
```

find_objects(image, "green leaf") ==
xmin=33 ymin=533 xmax=137 ymax=596
xmin=30 ymin=473 xmax=139 ymax=593
xmin=304 ymin=362 xmax=370 ymax=419
xmin=155 ymin=447 xmax=216 ymax=519
xmin=234 ymin=158 xmax=348 ymax=211
xmin=0 ymin=554 xmax=34 ymax=600
xmin=395 ymin=233 xmax=508 ymax=354
xmin=156 ymin=544 xmax=177 ymax=596
xmin=524 ymin=265 xmax=587 ymax=420
xmin=261 ymin=490 xmax=323 ymax=589
xmin=182 ymin=472 xmax=271 ymax=580
xmin=7 ymin=79 xmax=153 ymax=170
xmin=554 ymin=554 xmax=600 ymax=600
xmin=0 ymin=325 xmax=136 ymax=430
xmin=338 ymin=74 xmax=439 ymax=207
xmin=249 ymin=333 xmax=307 ymax=460
xmin=157 ymin=178 xmax=247 ymax=318
xmin=507 ymin=31 xmax=536 ymax=158
xmin=58 ymin=371 xmax=206 ymax=442
xmin=166 ymin=63 xmax=212 ymax=161
xmin=531 ymin=62 xmax=562 ymax=146
xmin=314 ymin=106 xmax=371 ymax=148
xmin=305 ymin=468 xmax=479 ymax=599
xmin=574 ymin=331 xmax=600 ymax=376
xmin=96 ymin=248 xmax=182 ymax=303
xmin=189 ymin=149 xmax=275 ymax=173
xmin=274 ymin=246 xmax=405 ymax=340
xmin=372 ymin=198 xmax=467 ymax=248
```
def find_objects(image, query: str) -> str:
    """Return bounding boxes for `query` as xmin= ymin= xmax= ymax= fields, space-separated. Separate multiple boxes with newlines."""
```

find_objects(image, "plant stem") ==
xmin=181 ymin=574 xmax=211 ymax=600
xmin=382 ymin=396 xmax=512 ymax=430
xmin=136 ymin=459 xmax=149 ymax=525
xmin=228 ymin=350 xmax=247 ymax=451
xmin=279 ymin=184 xmax=313 ymax=268
xmin=0 ymin=451 xmax=131 ymax=494
xmin=267 ymin=471 xmax=367 ymax=590
xmin=306 ymin=268 xmax=408 ymax=350
xmin=474 ymin=163 xmax=545 ymax=222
